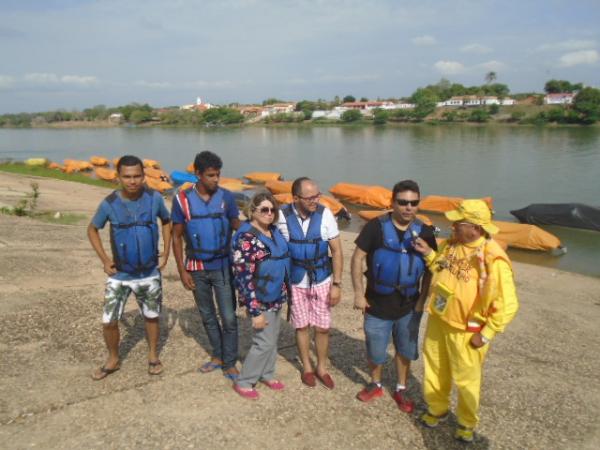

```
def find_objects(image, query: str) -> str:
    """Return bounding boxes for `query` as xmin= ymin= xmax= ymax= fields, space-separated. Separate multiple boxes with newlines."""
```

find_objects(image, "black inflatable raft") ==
xmin=510 ymin=203 xmax=600 ymax=232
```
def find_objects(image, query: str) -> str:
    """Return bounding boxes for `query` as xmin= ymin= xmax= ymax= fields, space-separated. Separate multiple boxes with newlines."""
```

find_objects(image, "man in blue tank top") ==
xmin=351 ymin=180 xmax=437 ymax=412
xmin=88 ymin=155 xmax=172 ymax=380
xmin=276 ymin=177 xmax=343 ymax=389
xmin=172 ymin=151 xmax=241 ymax=380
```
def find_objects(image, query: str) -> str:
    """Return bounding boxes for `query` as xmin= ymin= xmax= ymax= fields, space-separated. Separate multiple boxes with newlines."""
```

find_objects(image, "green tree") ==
xmin=360 ymin=97 xmax=369 ymax=102
xmin=373 ymin=109 xmax=388 ymax=125
xmin=468 ymin=109 xmax=490 ymax=123
xmin=485 ymin=71 xmax=497 ymax=84
xmin=544 ymin=79 xmax=583 ymax=94
xmin=411 ymin=89 xmax=438 ymax=120
xmin=340 ymin=109 xmax=362 ymax=122
xmin=488 ymin=104 xmax=500 ymax=115
xmin=262 ymin=98 xmax=285 ymax=106
xmin=129 ymin=109 xmax=152 ymax=124
xmin=573 ymin=87 xmax=600 ymax=124
xmin=342 ymin=95 xmax=356 ymax=103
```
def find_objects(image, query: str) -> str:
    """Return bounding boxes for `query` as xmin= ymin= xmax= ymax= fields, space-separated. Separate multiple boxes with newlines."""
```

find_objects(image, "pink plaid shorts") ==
xmin=290 ymin=281 xmax=332 ymax=330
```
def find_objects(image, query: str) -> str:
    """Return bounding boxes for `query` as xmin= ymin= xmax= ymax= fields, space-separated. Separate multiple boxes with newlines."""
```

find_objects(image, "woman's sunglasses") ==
xmin=258 ymin=206 xmax=276 ymax=215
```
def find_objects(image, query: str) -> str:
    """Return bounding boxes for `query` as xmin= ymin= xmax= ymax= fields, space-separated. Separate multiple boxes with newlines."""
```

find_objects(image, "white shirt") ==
xmin=276 ymin=203 xmax=340 ymax=288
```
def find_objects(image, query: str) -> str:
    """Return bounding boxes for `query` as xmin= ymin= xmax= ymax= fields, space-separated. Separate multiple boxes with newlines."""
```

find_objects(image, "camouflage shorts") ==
xmin=103 ymin=274 xmax=162 ymax=323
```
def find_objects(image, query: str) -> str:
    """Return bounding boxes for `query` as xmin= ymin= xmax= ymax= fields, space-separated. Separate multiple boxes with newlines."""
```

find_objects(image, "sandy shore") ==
xmin=0 ymin=171 xmax=599 ymax=449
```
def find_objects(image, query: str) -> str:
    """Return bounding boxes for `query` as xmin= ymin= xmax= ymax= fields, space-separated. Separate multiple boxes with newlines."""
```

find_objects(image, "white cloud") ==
xmin=433 ymin=60 xmax=465 ymax=75
xmin=60 ymin=75 xmax=98 ymax=86
xmin=0 ymin=75 xmax=15 ymax=89
xmin=135 ymin=80 xmax=173 ymax=89
xmin=411 ymin=35 xmax=437 ymax=46
xmin=539 ymin=39 xmax=596 ymax=52
xmin=558 ymin=49 xmax=599 ymax=67
xmin=460 ymin=43 xmax=492 ymax=54
xmin=476 ymin=60 xmax=506 ymax=72
xmin=24 ymin=73 xmax=98 ymax=86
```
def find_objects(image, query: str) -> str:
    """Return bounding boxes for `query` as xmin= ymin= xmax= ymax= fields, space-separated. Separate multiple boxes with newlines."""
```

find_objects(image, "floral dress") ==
xmin=231 ymin=230 xmax=288 ymax=317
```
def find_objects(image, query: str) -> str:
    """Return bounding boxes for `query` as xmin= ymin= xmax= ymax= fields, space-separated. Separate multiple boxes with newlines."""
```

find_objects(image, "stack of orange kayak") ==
xmin=329 ymin=183 xmax=392 ymax=209
xmin=48 ymin=162 xmax=63 ymax=170
xmin=274 ymin=193 xmax=350 ymax=220
xmin=145 ymin=176 xmax=173 ymax=193
xmin=357 ymin=210 xmax=433 ymax=225
xmin=63 ymin=159 xmax=93 ymax=173
xmin=244 ymin=172 xmax=282 ymax=183
xmin=144 ymin=167 xmax=170 ymax=182
xmin=420 ymin=195 xmax=493 ymax=213
xmin=495 ymin=221 xmax=562 ymax=252
xmin=94 ymin=167 xmax=118 ymax=182
xmin=143 ymin=159 xmax=161 ymax=169
xmin=112 ymin=158 xmax=120 ymax=167
xmin=265 ymin=180 xmax=293 ymax=194
xmin=90 ymin=156 xmax=109 ymax=166
xmin=221 ymin=179 xmax=252 ymax=192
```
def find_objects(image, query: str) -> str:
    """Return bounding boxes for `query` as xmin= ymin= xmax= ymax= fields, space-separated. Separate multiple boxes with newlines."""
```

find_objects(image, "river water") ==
xmin=1 ymin=125 xmax=599 ymax=276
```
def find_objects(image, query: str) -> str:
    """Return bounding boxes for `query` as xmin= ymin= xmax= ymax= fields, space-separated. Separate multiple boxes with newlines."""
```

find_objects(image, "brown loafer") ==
xmin=301 ymin=371 xmax=316 ymax=387
xmin=316 ymin=372 xmax=335 ymax=390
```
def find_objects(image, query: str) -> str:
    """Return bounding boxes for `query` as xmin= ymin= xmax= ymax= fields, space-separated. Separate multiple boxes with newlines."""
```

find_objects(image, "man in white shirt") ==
xmin=276 ymin=177 xmax=343 ymax=389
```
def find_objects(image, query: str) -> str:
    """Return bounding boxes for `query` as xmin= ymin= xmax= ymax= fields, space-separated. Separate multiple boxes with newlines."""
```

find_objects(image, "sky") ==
xmin=1 ymin=0 xmax=599 ymax=113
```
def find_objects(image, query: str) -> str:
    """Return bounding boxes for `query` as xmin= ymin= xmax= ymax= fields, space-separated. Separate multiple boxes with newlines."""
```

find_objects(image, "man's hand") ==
xmin=179 ymin=271 xmax=196 ymax=290
xmin=412 ymin=237 xmax=432 ymax=256
xmin=353 ymin=294 xmax=368 ymax=313
xmin=252 ymin=314 xmax=268 ymax=330
xmin=103 ymin=260 xmax=117 ymax=276
xmin=329 ymin=284 xmax=342 ymax=307
xmin=470 ymin=333 xmax=486 ymax=348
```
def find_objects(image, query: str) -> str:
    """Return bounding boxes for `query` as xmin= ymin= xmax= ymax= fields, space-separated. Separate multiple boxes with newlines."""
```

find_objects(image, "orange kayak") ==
xmin=145 ymin=176 xmax=173 ymax=193
xmin=143 ymin=159 xmax=161 ymax=169
xmin=48 ymin=162 xmax=63 ymax=170
xmin=357 ymin=210 xmax=433 ymax=225
xmin=495 ymin=221 xmax=562 ymax=251
xmin=90 ymin=156 xmax=109 ymax=166
xmin=420 ymin=195 xmax=493 ymax=213
xmin=144 ymin=167 xmax=170 ymax=182
xmin=329 ymin=183 xmax=392 ymax=209
xmin=63 ymin=160 xmax=93 ymax=172
xmin=274 ymin=193 xmax=350 ymax=219
xmin=265 ymin=180 xmax=293 ymax=194
xmin=244 ymin=172 xmax=282 ymax=183
xmin=94 ymin=167 xmax=118 ymax=182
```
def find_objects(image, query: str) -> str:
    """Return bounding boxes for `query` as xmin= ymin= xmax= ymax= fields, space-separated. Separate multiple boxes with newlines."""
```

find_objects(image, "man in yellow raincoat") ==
xmin=413 ymin=199 xmax=519 ymax=443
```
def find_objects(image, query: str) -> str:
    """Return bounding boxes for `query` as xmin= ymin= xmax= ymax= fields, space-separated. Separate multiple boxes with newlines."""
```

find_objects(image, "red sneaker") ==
xmin=392 ymin=389 xmax=414 ymax=413
xmin=356 ymin=383 xmax=384 ymax=402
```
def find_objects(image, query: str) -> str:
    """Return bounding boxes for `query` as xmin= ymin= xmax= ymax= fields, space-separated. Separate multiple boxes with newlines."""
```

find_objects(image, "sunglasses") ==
xmin=395 ymin=199 xmax=420 ymax=207
xmin=257 ymin=206 xmax=276 ymax=215
xmin=298 ymin=193 xmax=322 ymax=202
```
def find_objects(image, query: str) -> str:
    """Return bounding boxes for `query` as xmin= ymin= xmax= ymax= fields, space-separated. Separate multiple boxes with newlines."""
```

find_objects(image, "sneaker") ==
xmin=419 ymin=411 xmax=449 ymax=428
xmin=261 ymin=379 xmax=285 ymax=391
xmin=356 ymin=383 xmax=384 ymax=402
xmin=392 ymin=389 xmax=414 ymax=414
xmin=455 ymin=425 xmax=474 ymax=443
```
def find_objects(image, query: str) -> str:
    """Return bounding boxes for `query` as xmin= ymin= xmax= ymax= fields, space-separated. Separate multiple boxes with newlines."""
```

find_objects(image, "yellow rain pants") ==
xmin=423 ymin=314 xmax=489 ymax=429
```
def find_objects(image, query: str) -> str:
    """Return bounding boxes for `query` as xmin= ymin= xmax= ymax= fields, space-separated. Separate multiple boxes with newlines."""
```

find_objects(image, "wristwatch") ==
xmin=480 ymin=334 xmax=490 ymax=345
xmin=332 ymin=281 xmax=342 ymax=288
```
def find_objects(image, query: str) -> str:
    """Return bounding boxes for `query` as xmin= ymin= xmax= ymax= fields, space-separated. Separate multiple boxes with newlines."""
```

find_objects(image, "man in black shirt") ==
xmin=351 ymin=180 xmax=437 ymax=413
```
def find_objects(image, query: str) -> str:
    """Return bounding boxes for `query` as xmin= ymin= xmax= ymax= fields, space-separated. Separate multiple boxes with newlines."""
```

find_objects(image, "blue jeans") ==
xmin=364 ymin=309 xmax=423 ymax=364
xmin=191 ymin=269 xmax=238 ymax=369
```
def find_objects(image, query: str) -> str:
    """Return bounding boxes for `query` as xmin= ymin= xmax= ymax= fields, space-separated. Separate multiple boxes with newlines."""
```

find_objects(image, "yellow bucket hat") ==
xmin=445 ymin=199 xmax=499 ymax=235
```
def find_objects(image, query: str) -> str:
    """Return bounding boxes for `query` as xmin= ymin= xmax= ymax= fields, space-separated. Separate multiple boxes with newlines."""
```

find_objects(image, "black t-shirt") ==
xmin=355 ymin=214 xmax=438 ymax=320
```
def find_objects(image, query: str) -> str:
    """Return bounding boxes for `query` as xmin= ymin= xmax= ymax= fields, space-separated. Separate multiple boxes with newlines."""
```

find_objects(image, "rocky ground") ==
xmin=0 ymin=171 xmax=599 ymax=449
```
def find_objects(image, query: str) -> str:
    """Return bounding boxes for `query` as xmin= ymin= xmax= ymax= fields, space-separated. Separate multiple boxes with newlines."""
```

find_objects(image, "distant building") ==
xmin=109 ymin=113 xmax=124 ymax=123
xmin=437 ymin=95 xmax=516 ymax=107
xmin=544 ymin=93 xmax=576 ymax=105
xmin=180 ymin=96 xmax=214 ymax=111
xmin=261 ymin=103 xmax=296 ymax=117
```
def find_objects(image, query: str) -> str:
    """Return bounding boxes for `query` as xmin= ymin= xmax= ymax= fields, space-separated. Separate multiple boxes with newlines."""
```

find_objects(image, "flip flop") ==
xmin=198 ymin=361 xmax=223 ymax=373
xmin=92 ymin=365 xmax=120 ymax=381
xmin=148 ymin=360 xmax=163 ymax=375
xmin=223 ymin=371 xmax=239 ymax=381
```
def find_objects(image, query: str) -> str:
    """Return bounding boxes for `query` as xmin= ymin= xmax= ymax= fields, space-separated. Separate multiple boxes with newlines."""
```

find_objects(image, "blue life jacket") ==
xmin=183 ymin=187 xmax=231 ymax=270
xmin=371 ymin=215 xmax=425 ymax=297
xmin=107 ymin=188 xmax=159 ymax=274
xmin=233 ymin=221 xmax=290 ymax=303
xmin=282 ymin=204 xmax=331 ymax=285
